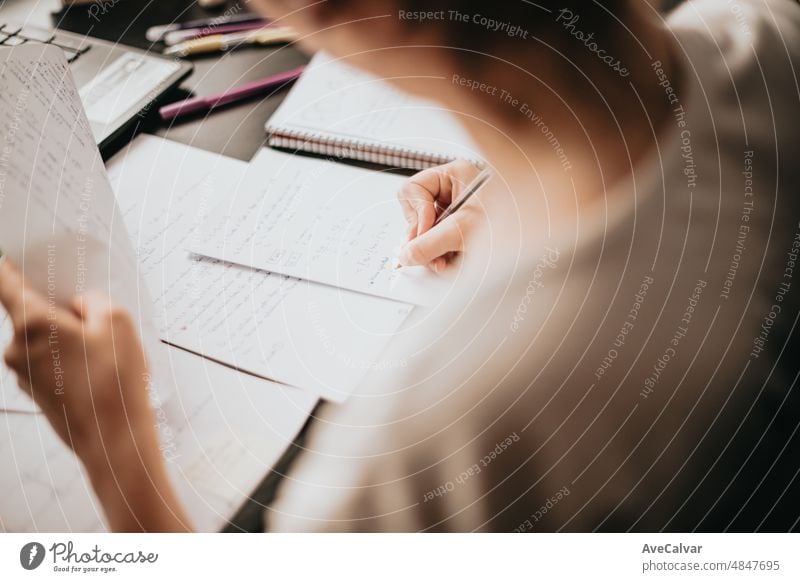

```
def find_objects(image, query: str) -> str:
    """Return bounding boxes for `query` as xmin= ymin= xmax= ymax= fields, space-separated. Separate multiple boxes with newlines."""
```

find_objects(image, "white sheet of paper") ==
xmin=0 ymin=346 xmax=317 ymax=532
xmin=107 ymin=135 xmax=411 ymax=402
xmin=192 ymin=148 xmax=458 ymax=305
xmin=0 ymin=45 xmax=170 ymax=412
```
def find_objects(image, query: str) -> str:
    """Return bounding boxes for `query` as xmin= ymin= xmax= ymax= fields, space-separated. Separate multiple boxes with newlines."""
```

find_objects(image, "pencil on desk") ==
xmin=162 ymin=21 xmax=270 ymax=46
xmin=163 ymin=26 xmax=298 ymax=57
xmin=145 ymin=13 xmax=265 ymax=42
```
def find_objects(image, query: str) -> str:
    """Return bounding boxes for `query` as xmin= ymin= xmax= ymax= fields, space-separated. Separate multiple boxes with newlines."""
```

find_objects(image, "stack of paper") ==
xmin=107 ymin=136 xmax=415 ymax=403
xmin=0 ymin=46 xmax=320 ymax=532
xmin=0 ymin=44 xmax=462 ymax=531
xmin=0 ymin=345 xmax=317 ymax=532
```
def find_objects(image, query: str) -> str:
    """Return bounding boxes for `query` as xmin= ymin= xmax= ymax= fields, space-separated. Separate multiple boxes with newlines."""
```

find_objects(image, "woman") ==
xmin=2 ymin=0 xmax=799 ymax=531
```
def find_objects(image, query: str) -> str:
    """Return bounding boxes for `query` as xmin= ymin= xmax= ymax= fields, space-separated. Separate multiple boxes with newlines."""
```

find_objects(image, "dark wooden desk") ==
xmin=14 ymin=0 xmax=317 ymax=532
xmin=55 ymin=0 xmax=309 ymax=162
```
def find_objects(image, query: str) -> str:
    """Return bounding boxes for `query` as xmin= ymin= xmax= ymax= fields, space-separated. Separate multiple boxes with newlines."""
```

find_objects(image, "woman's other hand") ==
xmin=0 ymin=255 xmax=191 ymax=531
xmin=0 ymin=256 xmax=151 ymax=456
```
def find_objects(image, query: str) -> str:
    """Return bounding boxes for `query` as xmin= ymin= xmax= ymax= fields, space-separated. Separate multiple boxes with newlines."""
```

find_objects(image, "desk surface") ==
xmin=4 ymin=0 xmax=315 ymax=532
xmin=51 ymin=0 xmax=310 ymax=162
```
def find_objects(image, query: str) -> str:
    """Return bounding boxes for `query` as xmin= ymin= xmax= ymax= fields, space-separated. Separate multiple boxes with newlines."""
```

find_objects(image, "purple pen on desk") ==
xmin=158 ymin=65 xmax=307 ymax=122
xmin=146 ymin=13 xmax=266 ymax=42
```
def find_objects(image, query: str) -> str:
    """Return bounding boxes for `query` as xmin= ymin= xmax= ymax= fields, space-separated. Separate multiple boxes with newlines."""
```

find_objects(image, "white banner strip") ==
xmin=0 ymin=533 xmax=797 ymax=581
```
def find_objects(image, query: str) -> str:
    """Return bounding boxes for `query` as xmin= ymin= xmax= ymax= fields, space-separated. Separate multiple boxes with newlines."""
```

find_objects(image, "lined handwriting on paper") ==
xmin=108 ymin=136 xmax=412 ymax=402
xmin=0 ymin=45 xmax=128 ymax=302
xmin=0 ymin=45 xmax=170 ymax=410
xmin=193 ymin=148 xmax=457 ymax=305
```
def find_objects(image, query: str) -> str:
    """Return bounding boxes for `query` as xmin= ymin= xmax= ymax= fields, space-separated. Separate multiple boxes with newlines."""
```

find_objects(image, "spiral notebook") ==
xmin=265 ymin=52 xmax=482 ymax=170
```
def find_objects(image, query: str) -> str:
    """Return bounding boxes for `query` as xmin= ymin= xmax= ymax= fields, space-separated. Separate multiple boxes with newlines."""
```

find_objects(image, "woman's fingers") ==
xmin=72 ymin=293 xmax=140 ymax=361
xmin=0 ymin=256 xmax=51 ymax=337
xmin=397 ymin=178 xmax=441 ymax=238
xmin=70 ymin=292 xmax=114 ymax=325
xmin=430 ymin=256 xmax=448 ymax=273
xmin=397 ymin=160 xmax=482 ymax=243
xmin=0 ymin=256 xmax=28 ymax=322
xmin=397 ymin=215 xmax=469 ymax=267
xmin=397 ymin=162 xmax=464 ymax=235
xmin=3 ymin=339 xmax=25 ymax=375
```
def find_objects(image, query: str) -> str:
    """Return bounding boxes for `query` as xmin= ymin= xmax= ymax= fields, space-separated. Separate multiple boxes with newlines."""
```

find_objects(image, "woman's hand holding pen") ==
xmin=396 ymin=160 xmax=485 ymax=272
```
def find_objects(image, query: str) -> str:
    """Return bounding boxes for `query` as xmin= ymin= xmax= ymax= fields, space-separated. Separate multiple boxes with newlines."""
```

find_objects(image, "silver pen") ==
xmin=432 ymin=168 xmax=492 ymax=227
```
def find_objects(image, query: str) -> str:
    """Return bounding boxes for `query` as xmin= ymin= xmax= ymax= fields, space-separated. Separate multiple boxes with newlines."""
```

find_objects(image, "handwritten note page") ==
xmin=193 ymin=148 xmax=458 ymax=305
xmin=0 ymin=345 xmax=317 ymax=532
xmin=107 ymin=135 xmax=411 ymax=402
xmin=0 ymin=45 xmax=169 ymax=411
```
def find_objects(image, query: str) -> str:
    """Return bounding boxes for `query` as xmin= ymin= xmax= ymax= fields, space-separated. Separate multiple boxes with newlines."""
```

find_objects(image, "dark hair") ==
xmin=307 ymin=0 xmax=629 ymax=67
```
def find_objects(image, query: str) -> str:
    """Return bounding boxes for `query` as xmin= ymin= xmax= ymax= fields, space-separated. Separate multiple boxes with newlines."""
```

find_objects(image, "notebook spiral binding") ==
xmin=267 ymin=127 xmax=469 ymax=171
